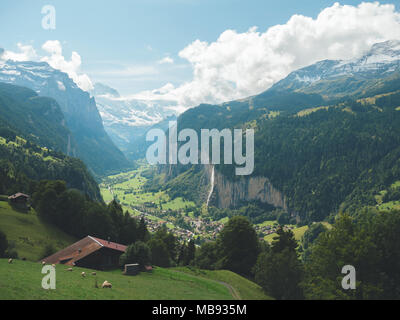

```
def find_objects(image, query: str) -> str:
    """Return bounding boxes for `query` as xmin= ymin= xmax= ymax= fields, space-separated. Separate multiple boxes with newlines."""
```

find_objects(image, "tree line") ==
xmin=192 ymin=209 xmax=400 ymax=300
xmin=0 ymin=131 xmax=101 ymax=201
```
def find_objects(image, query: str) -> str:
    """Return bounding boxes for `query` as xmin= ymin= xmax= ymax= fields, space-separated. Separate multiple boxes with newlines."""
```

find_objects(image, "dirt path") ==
xmin=217 ymin=280 xmax=241 ymax=300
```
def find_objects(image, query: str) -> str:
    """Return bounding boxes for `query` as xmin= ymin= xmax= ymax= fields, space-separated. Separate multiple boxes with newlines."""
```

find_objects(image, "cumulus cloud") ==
xmin=1 ymin=43 xmax=38 ymax=62
xmin=3 ymin=2 xmax=400 ymax=106
xmin=158 ymin=56 xmax=174 ymax=64
xmin=0 ymin=40 xmax=93 ymax=91
xmin=40 ymin=40 xmax=93 ymax=91
xmin=135 ymin=1 xmax=400 ymax=109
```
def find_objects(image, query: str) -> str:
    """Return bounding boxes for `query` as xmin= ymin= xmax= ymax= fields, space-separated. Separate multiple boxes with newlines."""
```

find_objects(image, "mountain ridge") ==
xmin=271 ymin=40 xmax=400 ymax=96
xmin=92 ymin=82 xmax=178 ymax=155
xmin=0 ymin=61 xmax=131 ymax=176
xmin=157 ymin=40 xmax=400 ymax=223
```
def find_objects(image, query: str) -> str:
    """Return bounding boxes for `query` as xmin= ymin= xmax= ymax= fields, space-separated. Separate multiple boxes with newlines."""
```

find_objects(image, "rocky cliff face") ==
xmin=207 ymin=165 xmax=288 ymax=210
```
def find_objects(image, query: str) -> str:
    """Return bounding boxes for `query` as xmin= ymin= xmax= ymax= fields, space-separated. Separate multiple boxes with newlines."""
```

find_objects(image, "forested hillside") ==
xmin=161 ymin=48 xmax=400 ymax=224
xmin=250 ymin=91 xmax=400 ymax=221
xmin=0 ymin=83 xmax=101 ymax=200
xmin=0 ymin=133 xmax=101 ymax=201
xmin=0 ymin=83 xmax=72 ymax=153
xmin=0 ymin=61 xmax=132 ymax=176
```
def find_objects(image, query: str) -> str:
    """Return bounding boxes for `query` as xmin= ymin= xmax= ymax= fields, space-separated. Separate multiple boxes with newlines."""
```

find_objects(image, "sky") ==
xmin=1 ymin=0 xmax=400 ymax=111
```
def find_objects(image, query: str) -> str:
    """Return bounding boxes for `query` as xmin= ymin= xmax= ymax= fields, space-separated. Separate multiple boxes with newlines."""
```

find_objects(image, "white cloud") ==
xmin=158 ymin=56 xmax=174 ymax=64
xmin=1 ymin=40 xmax=93 ymax=92
xmin=135 ymin=2 xmax=400 ymax=110
xmin=3 ymin=2 xmax=400 ymax=108
xmin=1 ymin=43 xmax=38 ymax=62
xmin=40 ymin=40 xmax=93 ymax=91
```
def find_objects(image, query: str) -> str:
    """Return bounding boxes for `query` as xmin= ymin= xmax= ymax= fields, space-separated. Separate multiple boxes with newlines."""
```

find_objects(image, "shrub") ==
xmin=0 ymin=230 xmax=8 ymax=258
xmin=120 ymin=241 xmax=151 ymax=268
xmin=40 ymin=243 xmax=57 ymax=260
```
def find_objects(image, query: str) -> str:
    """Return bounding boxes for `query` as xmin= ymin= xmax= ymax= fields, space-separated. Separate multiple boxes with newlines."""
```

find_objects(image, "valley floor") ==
xmin=99 ymin=166 xmax=312 ymax=244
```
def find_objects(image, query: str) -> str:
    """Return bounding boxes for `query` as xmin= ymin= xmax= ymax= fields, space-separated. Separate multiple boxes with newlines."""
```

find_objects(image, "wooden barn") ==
xmin=42 ymin=236 xmax=127 ymax=270
xmin=8 ymin=193 xmax=30 ymax=209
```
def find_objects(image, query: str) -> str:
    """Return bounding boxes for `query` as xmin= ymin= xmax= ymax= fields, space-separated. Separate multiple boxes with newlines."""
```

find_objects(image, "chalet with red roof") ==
xmin=8 ymin=193 xmax=30 ymax=209
xmin=42 ymin=236 xmax=127 ymax=270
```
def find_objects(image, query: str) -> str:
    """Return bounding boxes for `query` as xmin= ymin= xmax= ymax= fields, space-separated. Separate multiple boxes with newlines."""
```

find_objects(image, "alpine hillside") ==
xmin=0 ymin=61 xmax=131 ymax=176
xmin=157 ymin=40 xmax=400 ymax=224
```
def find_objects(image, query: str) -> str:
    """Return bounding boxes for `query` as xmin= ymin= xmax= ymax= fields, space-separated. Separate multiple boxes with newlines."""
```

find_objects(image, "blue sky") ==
xmin=0 ymin=0 xmax=399 ymax=98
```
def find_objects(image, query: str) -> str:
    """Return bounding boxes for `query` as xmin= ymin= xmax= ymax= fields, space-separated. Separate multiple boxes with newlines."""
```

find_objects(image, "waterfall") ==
xmin=67 ymin=134 xmax=71 ymax=156
xmin=206 ymin=166 xmax=215 ymax=207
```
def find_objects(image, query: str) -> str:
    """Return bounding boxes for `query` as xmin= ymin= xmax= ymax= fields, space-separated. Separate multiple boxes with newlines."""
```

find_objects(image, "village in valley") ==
xmin=99 ymin=167 xmax=300 ymax=244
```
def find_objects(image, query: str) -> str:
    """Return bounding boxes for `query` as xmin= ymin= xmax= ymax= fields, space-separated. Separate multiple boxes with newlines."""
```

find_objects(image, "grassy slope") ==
xmin=100 ymin=168 xmax=195 ymax=230
xmin=375 ymin=180 xmax=400 ymax=211
xmin=264 ymin=222 xmax=332 ymax=243
xmin=0 ymin=201 xmax=76 ymax=261
xmin=264 ymin=225 xmax=309 ymax=243
xmin=100 ymin=168 xmax=195 ymax=211
xmin=0 ymin=259 xmax=237 ymax=300
xmin=173 ymin=267 xmax=273 ymax=300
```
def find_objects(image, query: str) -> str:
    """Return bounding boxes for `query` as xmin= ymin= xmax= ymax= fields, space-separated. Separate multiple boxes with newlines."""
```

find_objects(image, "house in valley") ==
xmin=42 ymin=236 xmax=127 ymax=270
xmin=8 ymin=193 xmax=30 ymax=210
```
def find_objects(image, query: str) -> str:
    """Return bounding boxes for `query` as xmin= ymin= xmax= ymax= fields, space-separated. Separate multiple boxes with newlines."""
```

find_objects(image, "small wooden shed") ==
xmin=124 ymin=263 xmax=140 ymax=276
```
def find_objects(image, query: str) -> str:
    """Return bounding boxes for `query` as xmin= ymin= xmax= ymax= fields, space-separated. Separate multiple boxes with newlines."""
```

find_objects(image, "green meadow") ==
xmin=0 ymin=259 xmax=271 ymax=300
xmin=0 ymin=198 xmax=271 ymax=300
xmin=0 ymin=201 xmax=75 ymax=261
xmin=264 ymin=225 xmax=309 ymax=243
xmin=173 ymin=267 xmax=272 ymax=300
xmin=375 ymin=180 xmax=400 ymax=210
xmin=100 ymin=168 xmax=196 ymax=230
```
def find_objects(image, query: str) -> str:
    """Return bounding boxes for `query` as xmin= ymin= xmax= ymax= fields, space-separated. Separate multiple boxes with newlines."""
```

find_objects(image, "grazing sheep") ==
xmin=81 ymin=272 xmax=86 ymax=277
xmin=66 ymin=267 xmax=73 ymax=272
xmin=8 ymin=258 xmax=13 ymax=264
xmin=92 ymin=272 xmax=97 ymax=276
xmin=102 ymin=281 xmax=112 ymax=289
xmin=52 ymin=264 xmax=56 ymax=268
xmin=42 ymin=261 xmax=46 ymax=265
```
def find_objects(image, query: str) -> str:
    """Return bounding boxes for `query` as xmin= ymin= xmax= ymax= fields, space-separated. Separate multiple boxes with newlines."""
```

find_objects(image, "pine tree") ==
xmin=138 ymin=217 xmax=150 ymax=242
xmin=186 ymin=240 xmax=196 ymax=265
xmin=254 ymin=227 xmax=303 ymax=299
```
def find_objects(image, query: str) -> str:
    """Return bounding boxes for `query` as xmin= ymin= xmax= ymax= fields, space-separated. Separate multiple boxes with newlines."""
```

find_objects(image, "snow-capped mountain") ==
xmin=272 ymin=40 xmax=400 ymax=93
xmin=0 ymin=60 xmax=103 ymax=131
xmin=0 ymin=60 xmax=131 ymax=175
xmin=91 ymin=83 xmax=178 ymax=151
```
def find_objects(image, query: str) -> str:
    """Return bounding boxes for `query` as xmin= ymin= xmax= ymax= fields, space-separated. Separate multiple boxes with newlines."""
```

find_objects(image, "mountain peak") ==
xmin=272 ymin=40 xmax=400 ymax=92
xmin=370 ymin=39 xmax=400 ymax=54
xmin=91 ymin=82 xmax=120 ymax=98
xmin=364 ymin=39 xmax=400 ymax=63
